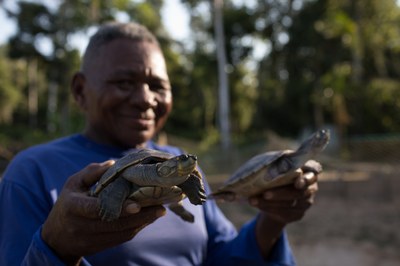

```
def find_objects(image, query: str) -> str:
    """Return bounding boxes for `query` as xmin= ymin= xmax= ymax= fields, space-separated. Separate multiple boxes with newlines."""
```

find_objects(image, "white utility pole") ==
xmin=213 ymin=0 xmax=231 ymax=150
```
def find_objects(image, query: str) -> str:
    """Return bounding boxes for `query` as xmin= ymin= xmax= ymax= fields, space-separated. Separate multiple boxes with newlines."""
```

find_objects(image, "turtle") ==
xmin=91 ymin=149 xmax=206 ymax=222
xmin=210 ymin=129 xmax=330 ymax=201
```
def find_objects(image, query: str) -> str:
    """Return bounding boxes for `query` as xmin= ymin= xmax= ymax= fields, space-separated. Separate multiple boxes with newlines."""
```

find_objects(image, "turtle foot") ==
xmin=168 ymin=202 xmax=195 ymax=223
xmin=99 ymin=205 xmax=121 ymax=222
xmin=178 ymin=174 xmax=207 ymax=206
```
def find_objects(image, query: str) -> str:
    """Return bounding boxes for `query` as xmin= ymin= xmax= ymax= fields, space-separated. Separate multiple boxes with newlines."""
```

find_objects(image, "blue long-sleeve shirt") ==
xmin=0 ymin=134 xmax=296 ymax=265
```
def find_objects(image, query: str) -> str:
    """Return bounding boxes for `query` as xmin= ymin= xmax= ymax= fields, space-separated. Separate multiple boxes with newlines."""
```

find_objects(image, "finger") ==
xmin=304 ymin=182 xmax=319 ymax=198
xmin=294 ymin=172 xmax=318 ymax=189
xmin=83 ymin=219 xmax=160 ymax=251
xmin=256 ymin=199 xmax=312 ymax=209
xmin=66 ymin=160 xmax=115 ymax=191
xmin=251 ymin=181 xmax=317 ymax=205
xmin=259 ymin=185 xmax=304 ymax=201
xmin=302 ymin=160 xmax=322 ymax=174
xmin=123 ymin=200 xmax=141 ymax=215
xmin=67 ymin=209 xmax=165 ymax=255
xmin=68 ymin=194 xmax=101 ymax=219
xmin=97 ymin=206 xmax=166 ymax=233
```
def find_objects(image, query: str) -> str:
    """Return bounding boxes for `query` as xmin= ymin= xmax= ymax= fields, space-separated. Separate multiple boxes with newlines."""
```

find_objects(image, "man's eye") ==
xmin=114 ymin=80 xmax=133 ymax=91
xmin=150 ymin=85 xmax=165 ymax=92
xmin=149 ymin=83 xmax=169 ymax=92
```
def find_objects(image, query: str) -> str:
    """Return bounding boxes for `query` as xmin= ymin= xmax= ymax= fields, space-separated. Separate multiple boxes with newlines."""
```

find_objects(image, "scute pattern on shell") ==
xmin=226 ymin=150 xmax=288 ymax=184
xmin=93 ymin=149 xmax=175 ymax=196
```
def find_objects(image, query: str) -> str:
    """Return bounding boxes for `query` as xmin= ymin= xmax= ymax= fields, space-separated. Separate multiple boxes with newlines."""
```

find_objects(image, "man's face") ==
xmin=74 ymin=38 xmax=172 ymax=148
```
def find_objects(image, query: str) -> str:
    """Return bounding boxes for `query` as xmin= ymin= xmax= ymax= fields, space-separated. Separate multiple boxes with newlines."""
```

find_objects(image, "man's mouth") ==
xmin=119 ymin=113 xmax=155 ymax=129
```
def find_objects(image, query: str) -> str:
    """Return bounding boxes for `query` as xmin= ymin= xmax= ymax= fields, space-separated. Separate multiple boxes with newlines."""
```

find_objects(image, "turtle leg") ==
xmin=178 ymin=174 xmax=206 ymax=205
xmin=168 ymin=201 xmax=195 ymax=223
xmin=99 ymin=178 xmax=131 ymax=221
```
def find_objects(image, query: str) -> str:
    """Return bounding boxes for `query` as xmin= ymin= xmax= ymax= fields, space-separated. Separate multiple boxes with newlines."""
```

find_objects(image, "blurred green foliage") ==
xmin=1 ymin=0 xmax=400 ymax=154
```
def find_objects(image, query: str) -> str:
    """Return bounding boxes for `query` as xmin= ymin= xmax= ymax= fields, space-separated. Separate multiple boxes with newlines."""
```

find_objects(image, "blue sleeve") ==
xmin=0 ymin=156 xmax=92 ymax=266
xmin=21 ymin=227 xmax=91 ymax=266
xmin=203 ymin=188 xmax=296 ymax=266
xmin=0 ymin=177 xmax=49 ymax=265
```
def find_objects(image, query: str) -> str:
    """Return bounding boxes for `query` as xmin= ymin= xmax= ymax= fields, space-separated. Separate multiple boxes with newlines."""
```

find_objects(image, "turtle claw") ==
xmin=168 ymin=202 xmax=195 ymax=223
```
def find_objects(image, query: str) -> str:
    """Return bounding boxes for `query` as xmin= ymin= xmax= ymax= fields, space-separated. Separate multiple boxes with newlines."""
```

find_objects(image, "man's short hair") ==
xmin=81 ymin=22 xmax=159 ymax=71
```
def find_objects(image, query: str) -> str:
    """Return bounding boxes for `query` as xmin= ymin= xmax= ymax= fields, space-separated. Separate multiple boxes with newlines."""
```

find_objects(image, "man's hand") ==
xmin=248 ymin=160 xmax=321 ymax=258
xmin=249 ymin=171 xmax=318 ymax=224
xmin=41 ymin=161 xmax=165 ymax=265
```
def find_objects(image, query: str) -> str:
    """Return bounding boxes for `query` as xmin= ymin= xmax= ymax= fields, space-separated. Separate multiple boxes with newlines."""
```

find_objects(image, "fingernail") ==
xmin=126 ymin=203 xmax=141 ymax=214
xmin=303 ymin=172 xmax=315 ymax=180
xmin=101 ymin=160 xmax=115 ymax=167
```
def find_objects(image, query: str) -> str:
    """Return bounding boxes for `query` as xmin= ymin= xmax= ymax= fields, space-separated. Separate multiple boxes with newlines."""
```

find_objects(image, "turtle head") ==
xmin=177 ymin=154 xmax=197 ymax=175
xmin=297 ymin=129 xmax=330 ymax=155
xmin=311 ymin=129 xmax=330 ymax=152
xmin=157 ymin=154 xmax=197 ymax=178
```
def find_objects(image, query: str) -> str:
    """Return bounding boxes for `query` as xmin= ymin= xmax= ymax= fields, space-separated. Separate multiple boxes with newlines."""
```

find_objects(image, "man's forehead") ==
xmin=113 ymin=67 xmax=167 ymax=79
xmin=97 ymin=39 xmax=169 ymax=79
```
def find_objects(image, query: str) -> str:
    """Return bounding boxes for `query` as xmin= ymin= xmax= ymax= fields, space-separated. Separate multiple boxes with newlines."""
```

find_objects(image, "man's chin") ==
xmin=123 ymin=130 xmax=155 ymax=147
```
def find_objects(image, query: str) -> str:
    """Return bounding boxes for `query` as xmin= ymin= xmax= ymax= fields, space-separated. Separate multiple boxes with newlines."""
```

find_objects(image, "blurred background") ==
xmin=0 ymin=0 xmax=399 ymax=265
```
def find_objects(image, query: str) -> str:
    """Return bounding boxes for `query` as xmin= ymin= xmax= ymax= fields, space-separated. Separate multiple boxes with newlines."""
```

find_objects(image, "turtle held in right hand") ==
xmin=210 ymin=129 xmax=330 ymax=201
xmin=92 ymin=149 xmax=206 ymax=222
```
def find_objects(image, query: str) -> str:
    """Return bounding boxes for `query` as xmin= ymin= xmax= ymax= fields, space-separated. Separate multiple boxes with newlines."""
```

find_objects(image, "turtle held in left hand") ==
xmin=210 ymin=129 xmax=329 ymax=201
xmin=249 ymin=166 xmax=319 ymax=225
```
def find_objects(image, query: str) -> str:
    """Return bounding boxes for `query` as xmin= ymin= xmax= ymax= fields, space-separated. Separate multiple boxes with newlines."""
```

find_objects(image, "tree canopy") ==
xmin=1 ymin=0 xmax=400 ymax=151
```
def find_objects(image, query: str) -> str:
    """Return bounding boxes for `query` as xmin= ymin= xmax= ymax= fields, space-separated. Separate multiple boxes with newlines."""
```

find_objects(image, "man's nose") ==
xmin=129 ymin=83 xmax=157 ymax=109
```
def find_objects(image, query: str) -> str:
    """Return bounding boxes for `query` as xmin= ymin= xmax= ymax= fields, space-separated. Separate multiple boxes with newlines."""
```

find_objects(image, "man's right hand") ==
xmin=41 ymin=161 xmax=165 ymax=265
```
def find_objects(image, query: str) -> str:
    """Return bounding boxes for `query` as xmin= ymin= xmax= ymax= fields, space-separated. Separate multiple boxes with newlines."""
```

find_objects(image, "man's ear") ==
xmin=71 ymin=72 xmax=87 ymax=110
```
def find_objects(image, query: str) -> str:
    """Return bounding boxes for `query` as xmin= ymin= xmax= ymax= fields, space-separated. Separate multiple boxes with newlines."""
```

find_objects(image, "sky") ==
xmin=0 ymin=0 xmax=190 ymax=54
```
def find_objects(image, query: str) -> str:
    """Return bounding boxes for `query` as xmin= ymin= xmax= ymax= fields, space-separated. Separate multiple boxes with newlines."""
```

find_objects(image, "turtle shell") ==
xmin=211 ymin=129 xmax=330 ymax=199
xmin=92 ymin=149 xmax=176 ymax=196
xmin=226 ymin=150 xmax=290 ymax=184
xmin=93 ymin=148 xmax=205 ymax=222
xmin=212 ymin=150 xmax=295 ymax=197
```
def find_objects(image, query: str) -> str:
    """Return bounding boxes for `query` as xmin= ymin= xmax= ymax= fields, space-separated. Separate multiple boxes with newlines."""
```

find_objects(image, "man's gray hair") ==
xmin=82 ymin=21 xmax=159 ymax=71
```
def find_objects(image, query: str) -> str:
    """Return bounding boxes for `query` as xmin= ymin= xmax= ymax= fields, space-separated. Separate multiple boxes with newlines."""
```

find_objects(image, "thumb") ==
xmin=65 ymin=160 xmax=115 ymax=192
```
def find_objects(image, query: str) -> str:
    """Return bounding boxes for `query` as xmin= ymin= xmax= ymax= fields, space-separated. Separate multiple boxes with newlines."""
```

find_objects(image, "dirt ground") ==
xmin=211 ymin=164 xmax=400 ymax=266
xmin=288 ymin=197 xmax=400 ymax=266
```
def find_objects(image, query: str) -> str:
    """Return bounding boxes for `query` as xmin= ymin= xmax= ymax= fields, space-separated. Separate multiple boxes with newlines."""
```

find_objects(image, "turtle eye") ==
xmin=179 ymin=154 xmax=188 ymax=160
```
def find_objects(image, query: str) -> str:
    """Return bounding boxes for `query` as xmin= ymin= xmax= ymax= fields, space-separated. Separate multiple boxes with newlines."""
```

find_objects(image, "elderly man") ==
xmin=0 ymin=22 xmax=319 ymax=265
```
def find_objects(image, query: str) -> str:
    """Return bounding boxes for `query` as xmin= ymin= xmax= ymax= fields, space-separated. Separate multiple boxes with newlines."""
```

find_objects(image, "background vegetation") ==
xmin=1 ymin=2 xmax=399 ymax=263
xmin=1 ymin=0 xmax=400 ymax=159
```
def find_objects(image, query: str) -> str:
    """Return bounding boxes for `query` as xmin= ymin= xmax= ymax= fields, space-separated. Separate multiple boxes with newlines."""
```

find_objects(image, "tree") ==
xmin=1 ymin=0 xmax=187 ymax=136
xmin=0 ymin=46 xmax=23 ymax=124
